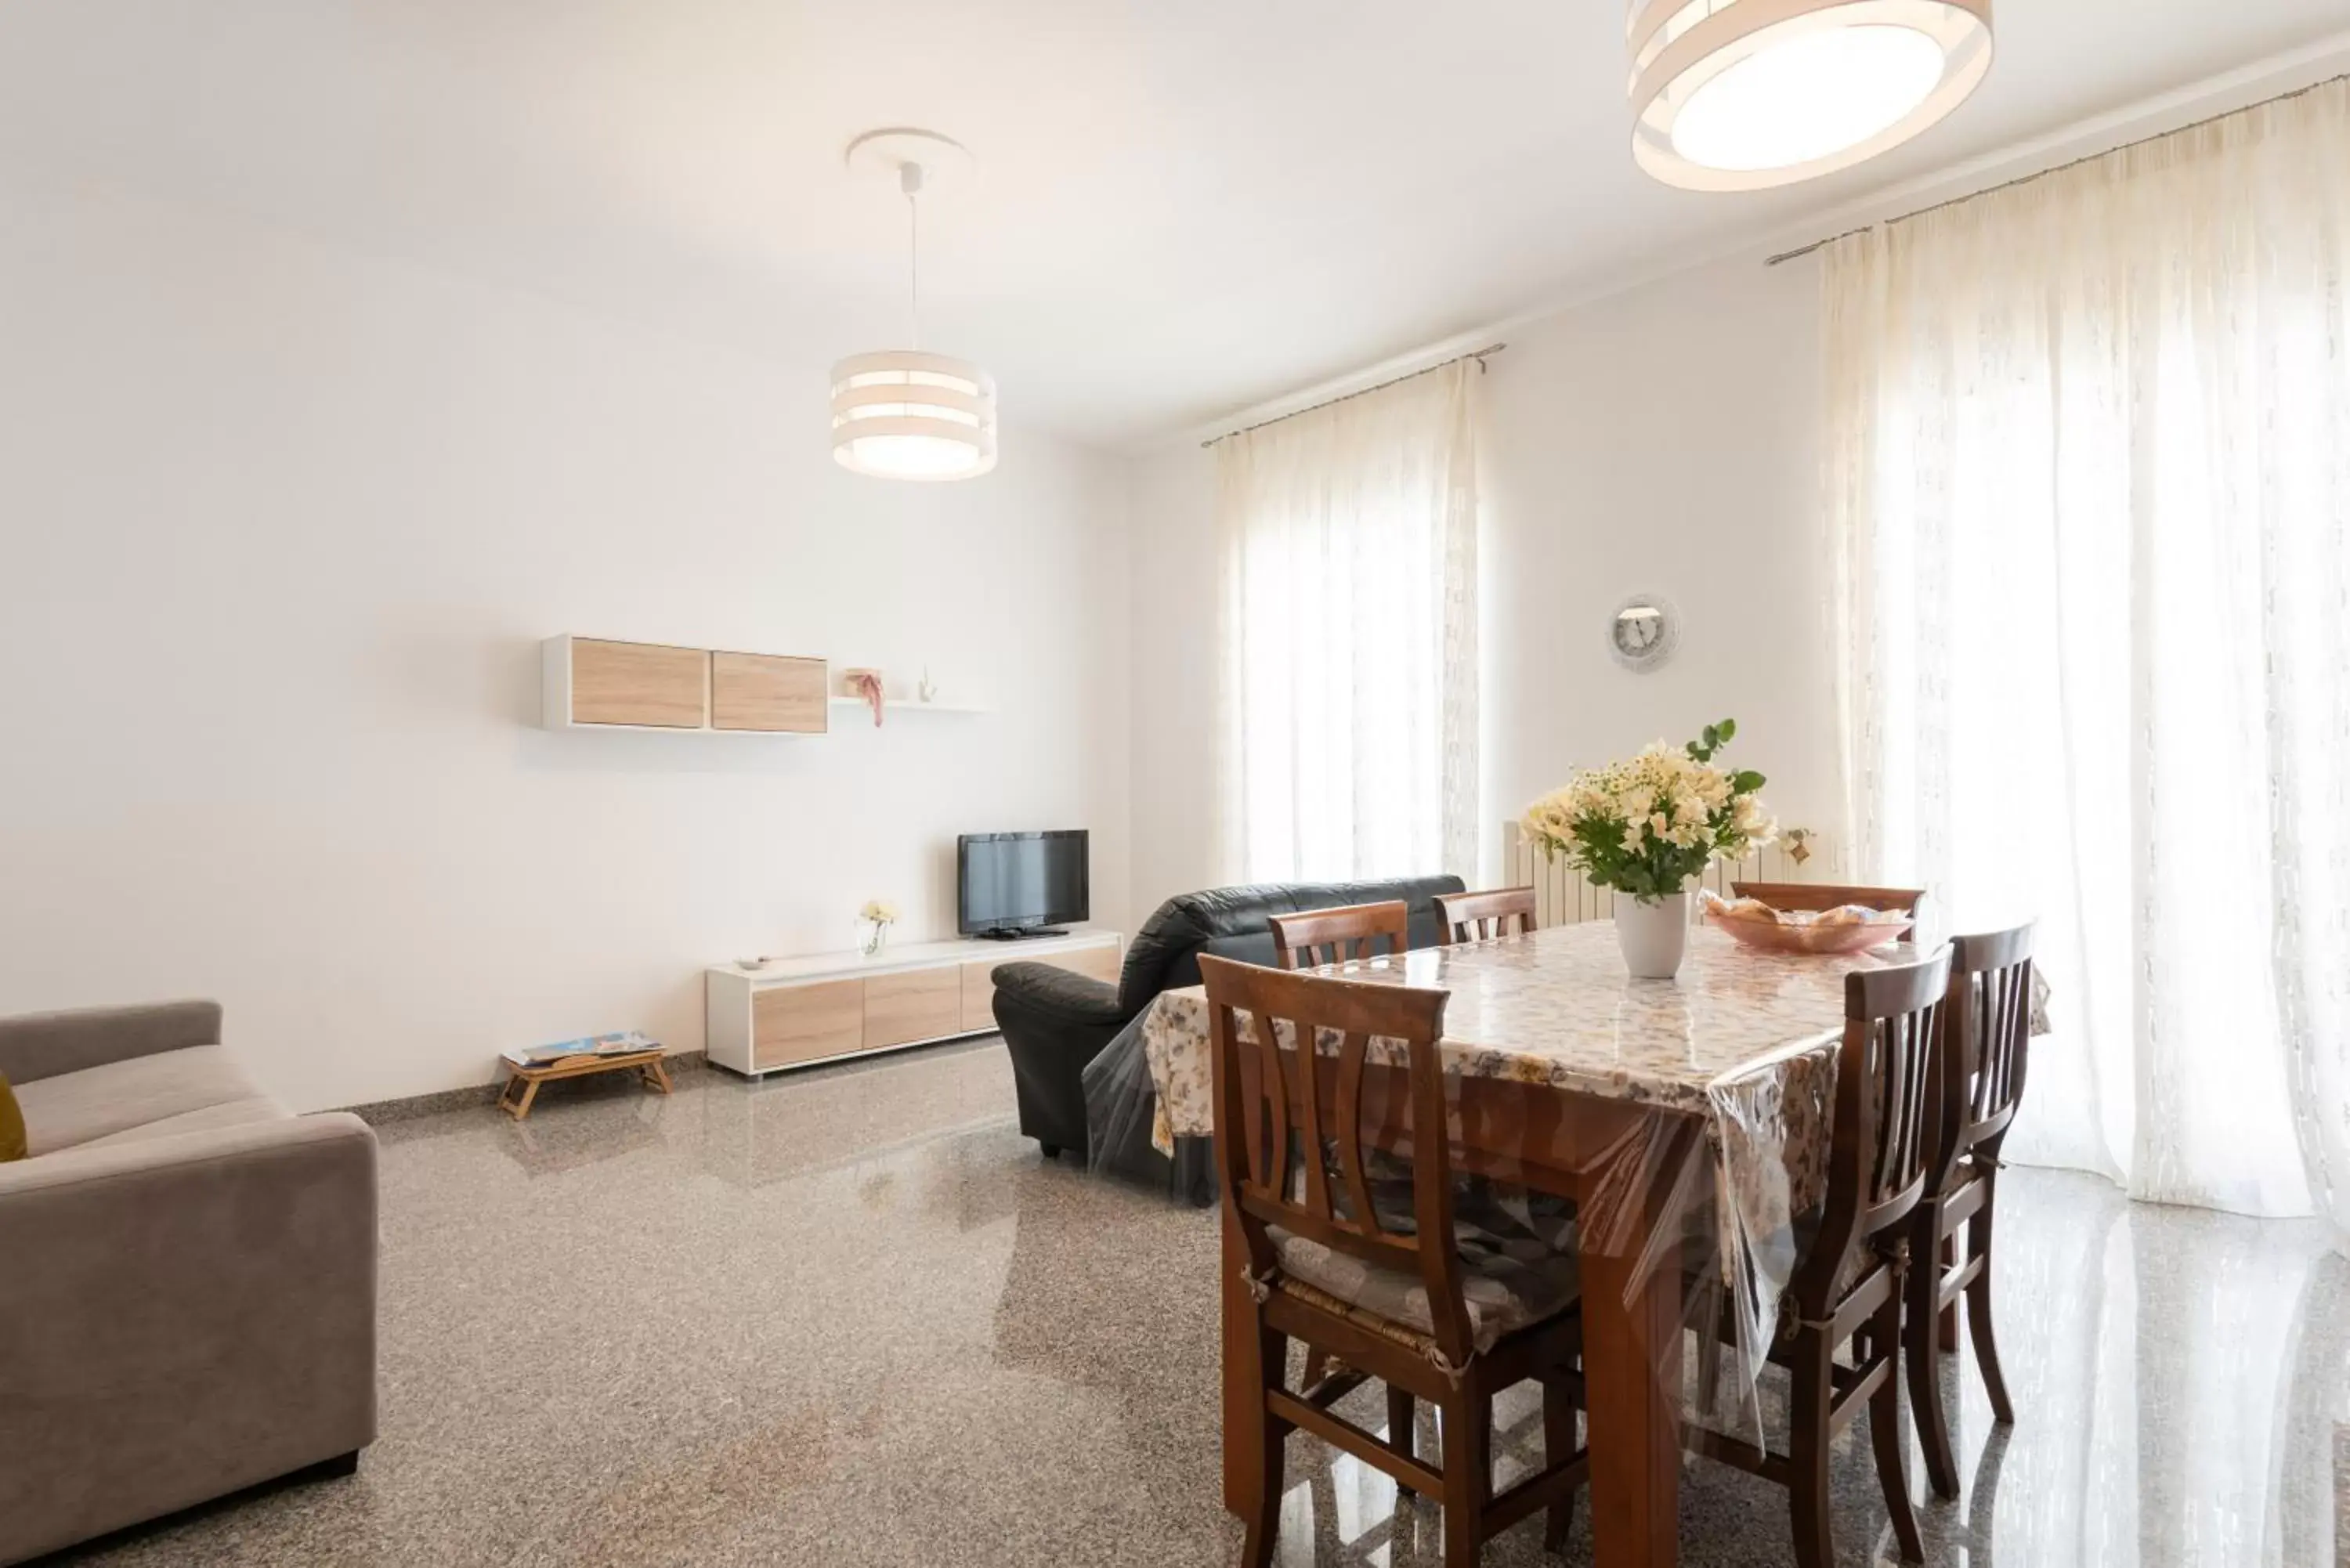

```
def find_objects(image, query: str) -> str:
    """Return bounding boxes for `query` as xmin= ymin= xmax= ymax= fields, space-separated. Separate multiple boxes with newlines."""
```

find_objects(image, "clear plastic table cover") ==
xmin=1123 ymin=922 xmax=2048 ymax=1439
xmin=1081 ymin=1008 xmax=1215 ymax=1205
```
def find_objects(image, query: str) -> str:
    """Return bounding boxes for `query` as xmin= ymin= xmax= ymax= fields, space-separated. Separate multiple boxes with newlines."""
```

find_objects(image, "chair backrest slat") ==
xmin=1798 ymin=946 xmax=1950 ymax=1310
xmin=1250 ymin=1006 xmax=1286 ymax=1196
xmin=1295 ymin=1002 xmax=1332 ymax=1221
xmin=1202 ymin=953 xmax=1473 ymax=1363
xmin=1332 ymin=1031 xmax=1376 ymax=1229
xmin=1270 ymin=900 xmax=1412 ymax=970
xmin=1934 ymin=923 xmax=2036 ymax=1188
xmin=1436 ymin=887 xmax=1538 ymax=945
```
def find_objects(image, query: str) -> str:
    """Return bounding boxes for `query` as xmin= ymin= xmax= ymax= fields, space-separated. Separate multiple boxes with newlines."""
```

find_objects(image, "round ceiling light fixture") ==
xmin=1628 ymin=0 xmax=1993 ymax=192
xmin=830 ymin=128 xmax=997 ymax=482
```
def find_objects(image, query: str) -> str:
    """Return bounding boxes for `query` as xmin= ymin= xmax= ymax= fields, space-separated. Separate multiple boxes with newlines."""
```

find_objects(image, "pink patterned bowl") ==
xmin=1706 ymin=907 xmax=1914 ymax=956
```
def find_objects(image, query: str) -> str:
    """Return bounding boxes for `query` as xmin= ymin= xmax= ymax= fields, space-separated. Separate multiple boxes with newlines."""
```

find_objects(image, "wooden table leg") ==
xmin=1220 ymin=1196 xmax=1264 ymax=1516
xmin=1579 ymin=1152 xmax=1686 ymax=1568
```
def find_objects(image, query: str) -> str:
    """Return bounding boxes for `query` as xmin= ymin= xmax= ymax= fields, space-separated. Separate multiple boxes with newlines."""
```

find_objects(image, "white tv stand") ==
xmin=704 ymin=929 xmax=1123 ymax=1078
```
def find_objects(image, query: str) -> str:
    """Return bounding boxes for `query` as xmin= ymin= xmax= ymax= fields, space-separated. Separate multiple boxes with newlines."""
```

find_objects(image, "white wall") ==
xmin=1125 ymin=250 xmax=1842 ymax=917
xmin=0 ymin=174 xmax=1132 ymax=1110
xmin=0 ymin=174 xmax=1843 ymax=1107
xmin=1125 ymin=443 xmax=1222 ymax=912
xmin=1480 ymin=251 xmax=1842 ymax=863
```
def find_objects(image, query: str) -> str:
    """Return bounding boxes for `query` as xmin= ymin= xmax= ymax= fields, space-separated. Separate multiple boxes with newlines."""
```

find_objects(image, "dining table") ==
xmin=1136 ymin=918 xmax=1969 ymax=1568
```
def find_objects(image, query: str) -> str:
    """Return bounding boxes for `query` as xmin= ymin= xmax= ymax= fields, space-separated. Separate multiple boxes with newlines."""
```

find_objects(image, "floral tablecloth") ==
xmin=1137 ymin=921 xmax=2048 ymax=1399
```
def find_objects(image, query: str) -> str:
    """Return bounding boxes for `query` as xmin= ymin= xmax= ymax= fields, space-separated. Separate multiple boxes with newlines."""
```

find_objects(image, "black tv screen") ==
xmin=959 ymin=831 xmax=1089 ymax=934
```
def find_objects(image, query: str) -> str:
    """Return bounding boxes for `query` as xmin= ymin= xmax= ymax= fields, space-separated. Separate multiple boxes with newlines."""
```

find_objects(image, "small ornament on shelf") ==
xmin=844 ymin=668 xmax=886 ymax=727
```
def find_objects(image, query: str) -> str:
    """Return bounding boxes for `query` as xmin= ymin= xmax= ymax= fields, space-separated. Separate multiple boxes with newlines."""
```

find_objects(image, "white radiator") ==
xmin=1498 ymin=822 xmax=1842 ymax=928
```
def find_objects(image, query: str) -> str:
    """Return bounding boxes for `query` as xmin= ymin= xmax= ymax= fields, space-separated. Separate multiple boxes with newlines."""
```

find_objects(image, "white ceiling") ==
xmin=3 ymin=1 xmax=2348 ymax=446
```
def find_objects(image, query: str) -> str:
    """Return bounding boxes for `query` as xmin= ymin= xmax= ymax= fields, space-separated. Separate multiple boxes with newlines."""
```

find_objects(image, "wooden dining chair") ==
xmin=1730 ymin=880 xmax=1927 ymax=916
xmin=1268 ymin=899 xmax=1412 ymax=970
xmin=1435 ymin=887 xmax=1538 ymax=945
xmin=1906 ymin=922 xmax=2035 ymax=1500
xmin=1271 ymin=901 xmax=1411 ymax=1391
xmin=1682 ymin=946 xmax=1951 ymax=1568
xmin=1202 ymin=954 xmax=1588 ymax=1568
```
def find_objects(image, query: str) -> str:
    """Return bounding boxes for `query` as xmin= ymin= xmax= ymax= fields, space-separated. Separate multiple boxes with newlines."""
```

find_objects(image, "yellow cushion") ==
xmin=0 ymin=1072 xmax=26 ymax=1162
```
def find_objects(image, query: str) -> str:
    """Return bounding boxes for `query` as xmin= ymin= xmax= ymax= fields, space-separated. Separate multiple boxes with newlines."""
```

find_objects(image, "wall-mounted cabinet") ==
xmin=541 ymin=636 xmax=829 ymax=734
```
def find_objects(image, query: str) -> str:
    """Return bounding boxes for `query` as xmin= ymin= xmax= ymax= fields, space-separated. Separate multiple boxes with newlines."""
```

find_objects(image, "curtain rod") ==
xmin=1765 ymin=69 xmax=2349 ymax=267
xmin=1200 ymin=343 xmax=1506 ymax=448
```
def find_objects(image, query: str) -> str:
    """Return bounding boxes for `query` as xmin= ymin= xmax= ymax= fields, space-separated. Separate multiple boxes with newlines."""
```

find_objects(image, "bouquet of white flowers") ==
xmin=1521 ymin=720 xmax=1775 ymax=905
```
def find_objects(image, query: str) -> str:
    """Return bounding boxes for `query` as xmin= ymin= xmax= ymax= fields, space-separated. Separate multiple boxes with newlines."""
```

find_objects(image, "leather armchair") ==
xmin=991 ymin=876 xmax=1464 ymax=1166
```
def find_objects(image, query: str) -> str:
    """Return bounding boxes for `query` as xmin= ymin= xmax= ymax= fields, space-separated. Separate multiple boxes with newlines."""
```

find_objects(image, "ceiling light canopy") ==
xmin=1628 ymin=0 xmax=1993 ymax=191
xmin=830 ymin=129 xmax=997 ymax=482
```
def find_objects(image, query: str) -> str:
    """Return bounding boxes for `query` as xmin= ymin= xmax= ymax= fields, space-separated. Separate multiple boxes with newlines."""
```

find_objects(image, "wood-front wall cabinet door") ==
xmin=569 ymin=639 xmax=709 ymax=728
xmin=753 ymin=980 xmax=864 ymax=1070
xmin=864 ymin=968 xmax=961 ymax=1050
xmin=710 ymin=652 xmax=829 ymax=733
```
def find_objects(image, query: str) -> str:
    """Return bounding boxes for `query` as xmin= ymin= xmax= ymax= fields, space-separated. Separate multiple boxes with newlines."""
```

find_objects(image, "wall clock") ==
xmin=1607 ymin=593 xmax=1679 ymax=672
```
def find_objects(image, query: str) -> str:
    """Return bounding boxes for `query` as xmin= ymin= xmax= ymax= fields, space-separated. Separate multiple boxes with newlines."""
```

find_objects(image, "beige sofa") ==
xmin=0 ymin=1002 xmax=377 ymax=1565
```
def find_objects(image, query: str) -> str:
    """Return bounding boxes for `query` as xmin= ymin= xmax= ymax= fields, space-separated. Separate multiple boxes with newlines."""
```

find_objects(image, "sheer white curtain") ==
xmin=1825 ymin=79 xmax=2350 ymax=1239
xmin=1213 ymin=359 xmax=1480 ymax=884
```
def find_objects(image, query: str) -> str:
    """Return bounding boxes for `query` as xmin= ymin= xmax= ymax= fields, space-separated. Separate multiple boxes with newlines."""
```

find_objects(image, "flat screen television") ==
xmin=959 ymin=830 xmax=1090 ymax=938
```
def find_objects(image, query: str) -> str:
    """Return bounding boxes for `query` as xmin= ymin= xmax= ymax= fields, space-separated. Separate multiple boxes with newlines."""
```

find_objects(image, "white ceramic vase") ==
xmin=1616 ymin=888 xmax=1690 ymax=979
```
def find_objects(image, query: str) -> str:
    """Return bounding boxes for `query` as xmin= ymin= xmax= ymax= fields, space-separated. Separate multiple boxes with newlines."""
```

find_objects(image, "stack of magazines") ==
xmin=501 ymin=1030 xmax=660 ymax=1071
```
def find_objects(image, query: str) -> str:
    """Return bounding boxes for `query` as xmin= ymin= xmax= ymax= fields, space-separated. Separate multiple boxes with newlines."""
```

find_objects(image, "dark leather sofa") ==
xmin=989 ymin=876 xmax=1465 ymax=1172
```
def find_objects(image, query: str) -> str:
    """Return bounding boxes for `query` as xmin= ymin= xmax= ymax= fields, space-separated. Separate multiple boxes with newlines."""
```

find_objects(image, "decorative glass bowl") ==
xmin=1704 ymin=902 xmax=1914 ymax=956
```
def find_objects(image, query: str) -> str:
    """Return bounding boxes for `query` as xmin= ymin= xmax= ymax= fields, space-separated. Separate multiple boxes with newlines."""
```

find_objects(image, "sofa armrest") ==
xmin=989 ymin=962 xmax=1126 ymax=1028
xmin=0 ymin=1113 xmax=378 ymax=1563
xmin=0 ymin=999 xmax=223 ymax=1087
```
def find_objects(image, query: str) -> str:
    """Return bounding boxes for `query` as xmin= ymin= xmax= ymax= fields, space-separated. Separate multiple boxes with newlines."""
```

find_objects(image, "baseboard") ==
xmin=341 ymin=1050 xmax=710 ymax=1125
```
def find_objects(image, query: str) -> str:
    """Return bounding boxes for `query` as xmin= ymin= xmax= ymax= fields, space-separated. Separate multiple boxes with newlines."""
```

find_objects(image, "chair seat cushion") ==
xmin=1268 ymin=1183 xmax=1580 ymax=1355
xmin=15 ymin=1045 xmax=284 ymax=1157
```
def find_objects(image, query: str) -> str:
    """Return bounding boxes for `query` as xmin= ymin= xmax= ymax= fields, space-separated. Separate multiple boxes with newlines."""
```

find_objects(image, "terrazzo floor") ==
xmin=45 ymin=1040 xmax=2349 ymax=1567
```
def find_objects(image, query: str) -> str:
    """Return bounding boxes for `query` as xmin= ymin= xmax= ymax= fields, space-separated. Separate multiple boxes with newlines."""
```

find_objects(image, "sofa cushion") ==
xmin=74 ymin=1097 xmax=290 ymax=1152
xmin=15 ymin=1046 xmax=283 ymax=1158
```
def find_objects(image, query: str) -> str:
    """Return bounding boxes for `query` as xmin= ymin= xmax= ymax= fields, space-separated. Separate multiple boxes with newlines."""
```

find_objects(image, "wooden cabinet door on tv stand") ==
xmin=957 ymin=941 xmax=1123 ymax=1033
xmin=864 ymin=968 xmax=961 ymax=1050
xmin=753 ymin=981 xmax=863 ymax=1070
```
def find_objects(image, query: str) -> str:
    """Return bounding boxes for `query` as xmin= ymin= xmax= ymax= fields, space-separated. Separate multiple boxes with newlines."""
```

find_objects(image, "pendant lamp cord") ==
xmin=902 ymin=163 xmax=924 ymax=351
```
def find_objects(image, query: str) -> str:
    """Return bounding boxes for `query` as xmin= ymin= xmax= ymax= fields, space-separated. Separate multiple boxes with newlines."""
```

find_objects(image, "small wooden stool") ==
xmin=497 ymin=1049 xmax=672 ymax=1120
